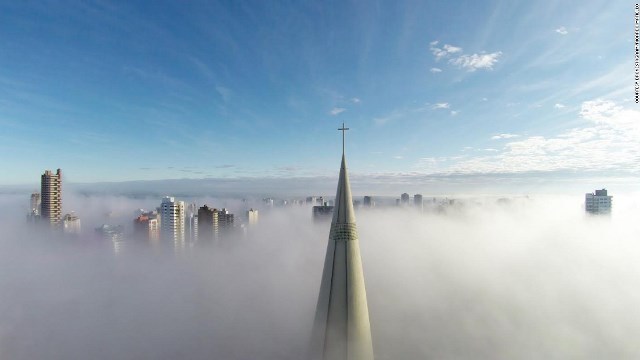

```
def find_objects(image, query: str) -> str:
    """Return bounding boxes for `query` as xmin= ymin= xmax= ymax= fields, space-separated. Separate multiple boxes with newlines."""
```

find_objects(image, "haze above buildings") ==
xmin=0 ymin=1 xmax=637 ymax=194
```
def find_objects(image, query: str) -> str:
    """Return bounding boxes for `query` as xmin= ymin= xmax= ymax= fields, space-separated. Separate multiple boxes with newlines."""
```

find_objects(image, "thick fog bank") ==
xmin=0 ymin=193 xmax=639 ymax=359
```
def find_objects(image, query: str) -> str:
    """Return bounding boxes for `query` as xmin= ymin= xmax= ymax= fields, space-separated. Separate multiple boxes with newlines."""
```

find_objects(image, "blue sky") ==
xmin=0 ymin=0 xmax=638 ymax=190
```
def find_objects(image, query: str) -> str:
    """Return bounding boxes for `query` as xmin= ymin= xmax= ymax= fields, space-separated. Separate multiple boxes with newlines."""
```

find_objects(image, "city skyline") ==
xmin=0 ymin=1 xmax=637 ymax=193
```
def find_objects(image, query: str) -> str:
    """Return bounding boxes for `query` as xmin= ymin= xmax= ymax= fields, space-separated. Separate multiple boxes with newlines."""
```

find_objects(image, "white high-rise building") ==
xmin=586 ymin=189 xmax=612 ymax=215
xmin=246 ymin=208 xmax=258 ymax=226
xmin=160 ymin=196 xmax=185 ymax=242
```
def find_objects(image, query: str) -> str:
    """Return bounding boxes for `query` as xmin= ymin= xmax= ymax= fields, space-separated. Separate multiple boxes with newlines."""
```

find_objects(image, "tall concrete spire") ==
xmin=310 ymin=126 xmax=374 ymax=360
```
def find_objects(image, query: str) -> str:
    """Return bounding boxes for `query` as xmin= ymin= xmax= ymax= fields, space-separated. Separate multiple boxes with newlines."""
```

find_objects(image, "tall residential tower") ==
xmin=160 ymin=196 xmax=185 ymax=242
xmin=41 ymin=169 xmax=62 ymax=227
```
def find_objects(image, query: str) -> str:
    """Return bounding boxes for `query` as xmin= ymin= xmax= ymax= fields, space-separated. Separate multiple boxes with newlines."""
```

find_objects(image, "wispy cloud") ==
xmin=450 ymin=110 xmax=459 ymax=116
xmin=554 ymin=103 xmax=566 ymax=109
xmin=491 ymin=133 xmax=520 ymax=140
xmin=432 ymin=102 xmax=450 ymax=110
xmin=430 ymin=41 xmax=462 ymax=60
xmin=555 ymin=26 xmax=568 ymax=35
xmin=430 ymin=40 xmax=502 ymax=71
xmin=373 ymin=105 xmax=429 ymax=126
xmin=329 ymin=107 xmax=346 ymax=116
xmin=430 ymin=67 xmax=442 ymax=73
xmin=350 ymin=97 xmax=361 ymax=104
xmin=449 ymin=52 xmax=502 ymax=71
xmin=215 ymin=85 xmax=231 ymax=103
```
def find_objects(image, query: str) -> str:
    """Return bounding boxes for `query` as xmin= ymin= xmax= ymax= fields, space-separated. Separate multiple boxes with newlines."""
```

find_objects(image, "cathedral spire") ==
xmin=310 ymin=124 xmax=374 ymax=360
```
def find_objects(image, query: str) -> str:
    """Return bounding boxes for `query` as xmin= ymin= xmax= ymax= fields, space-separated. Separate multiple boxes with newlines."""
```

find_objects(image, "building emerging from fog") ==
xmin=218 ymin=208 xmax=234 ymax=236
xmin=134 ymin=211 xmax=160 ymax=242
xmin=586 ymin=189 xmax=612 ymax=215
xmin=27 ymin=192 xmax=41 ymax=223
xmin=414 ymin=194 xmax=423 ymax=211
xmin=198 ymin=205 xmax=218 ymax=242
xmin=30 ymin=193 xmax=41 ymax=215
xmin=311 ymin=126 xmax=373 ymax=360
xmin=160 ymin=197 xmax=185 ymax=242
xmin=41 ymin=169 xmax=62 ymax=227
xmin=313 ymin=203 xmax=335 ymax=221
xmin=63 ymin=213 xmax=81 ymax=235
xmin=247 ymin=208 xmax=259 ymax=226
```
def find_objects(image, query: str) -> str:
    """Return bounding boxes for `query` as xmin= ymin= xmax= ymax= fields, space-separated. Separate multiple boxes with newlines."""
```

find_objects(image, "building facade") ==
xmin=218 ymin=208 xmax=234 ymax=235
xmin=363 ymin=196 xmax=374 ymax=207
xmin=586 ymin=189 xmax=612 ymax=214
xmin=414 ymin=194 xmax=423 ymax=210
xmin=198 ymin=205 xmax=218 ymax=242
xmin=400 ymin=192 xmax=410 ymax=205
xmin=246 ymin=208 xmax=259 ymax=226
xmin=160 ymin=196 xmax=185 ymax=242
xmin=134 ymin=212 xmax=160 ymax=242
xmin=41 ymin=169 xmax=62 ymax=227
xmin=63 ymin=213 xmax=81 ymax=235
xmin=30 ymin=193 xmax=41 ymax=215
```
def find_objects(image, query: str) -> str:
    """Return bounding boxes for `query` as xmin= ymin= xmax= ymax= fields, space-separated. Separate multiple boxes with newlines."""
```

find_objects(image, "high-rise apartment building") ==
xmin=198 ymin=205 xmax=218 ymax=242
xmin=187 ymin=213 xmax=198 ymax=242
xmin=246 ymin=208 xmax=259 ymax=226
xmin=63 ymin=213 xmax=81 ymax=235
xmin=400 ymin=192 xmax=410 ymax=205
xmin=414 ymin=194 xmax=423 ymax=210
xmin=41 ymin=169 xmax=62 ymax=227
xmin=30 ymin=193 xmax=41 ymax=215
xmin=160 ymin=196 xmax=185 ymax=241
xmin=134 ymin=212 xmax=160 ymax=241
xmin=218 ymin=208 xmax=234 ymax=233
xmin=363 ymin=196 xmax=374 ymax=207
xmin=586 ymin=189 xmax=612 ymax=215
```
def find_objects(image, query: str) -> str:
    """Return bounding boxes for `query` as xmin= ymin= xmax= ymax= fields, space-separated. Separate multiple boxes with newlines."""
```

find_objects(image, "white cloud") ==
xmin=449 ymin=52 xmax=502 ymax=71
xmin=555 ymin=26 xmax=568 ymax=35
xmin=430 ymin=41 xmax=502 ymax=72
xmin=554 ymin=103 xmax=566 ymax=109
xmin=481 ymin=97 xmax=488 ymax=101
xmin=394 ymin=155 xmax=403 ymax=160
xmin=440 ymin=100 xmax=640 ymax=174
xmin=432 ymin=103 xmax=450 ymax=110
xmin=430 ymin=42 xmax=464 ymax=60
xmin=329 ymin=107 xmax=346 ymax=116
xmin=491 ymin=133 xmax=520 ymax=140
xmin=483 ymin=148 xmax=499 ymax=152
xmin=430 ymin=67 xmax=442 ymax=73
xmin=443 ymin=44 xmax=462 ymax=54
xmin=351 ymin=97 xmax=361 ymax=104
xmin=450 ymin=110 xmax=459 ymax=116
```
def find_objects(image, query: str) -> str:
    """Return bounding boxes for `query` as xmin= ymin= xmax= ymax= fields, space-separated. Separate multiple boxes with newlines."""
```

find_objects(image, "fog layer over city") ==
xmin=1 ymin=192 xmax=639 ymax=359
